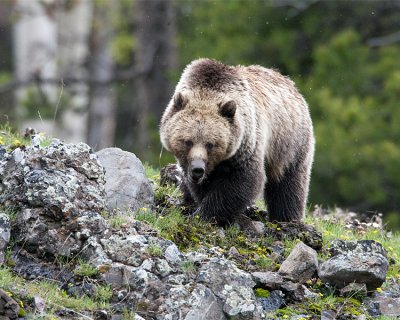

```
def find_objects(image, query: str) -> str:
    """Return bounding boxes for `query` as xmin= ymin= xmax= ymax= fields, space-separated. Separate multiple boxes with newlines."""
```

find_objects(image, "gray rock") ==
xmin=185 ymin=285 xmax=227 ymax=320
xmin=126 ymin=267 xmax=158 ymax=293
xmin=0 ymin=213 xmax=10 ymax=265
xmin=235 ymin=214 xmax=265 ymax=236
xmin=154 ymin=258 xmax=173 ymax=277
xmin=280 ymin=281 xmax=317 ymax=302
xmin=0 ymin=141 xmax=107 ymax=258
xmin=164 ymin=244 xmax=183 ymax=266
xmin=228 ymin=246 xmax=240 ymax=256
xmin=251 ymin=271 xmax=283 ymax=290
xmin=101 ymin=263 xmax=130 ymax=288
xmin=0 ymin=288 xmax=20 ymax=319
xmin=197 ymin=258 xmax=263 ymax=319
xmin=278 ymin=242 xmax=318 ymax=282
xmin=319 ymin=239 xmax=388 ymax=290
xmin=257 ymin=290 xmax=285 ymax=312
xmin=321 ymin=310 xmax=336 ymax=320
xmin=96 ymin=148 xmax=154 ymax=212
xmin=101 ymin=234 xmax=147 ymax=267
xmin=373 ymin=296 xmax=400 ymax=316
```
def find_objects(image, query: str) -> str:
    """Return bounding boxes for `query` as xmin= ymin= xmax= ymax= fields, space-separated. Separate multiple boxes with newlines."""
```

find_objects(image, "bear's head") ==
xmin=160 ymin=91 xmax=243 ymax=184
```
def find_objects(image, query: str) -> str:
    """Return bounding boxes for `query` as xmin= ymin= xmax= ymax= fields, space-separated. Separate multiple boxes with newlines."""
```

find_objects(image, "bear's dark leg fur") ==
xmin=265 ymin=157 xmax=309 ymax=222
xmin=189 ymin=159 xmax=264 ymax=225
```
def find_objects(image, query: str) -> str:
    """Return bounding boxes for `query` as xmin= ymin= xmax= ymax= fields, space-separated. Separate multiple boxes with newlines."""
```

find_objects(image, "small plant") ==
xmin=93 ymin=285 xmax=113 ymax=304
xmin=180 ymin=260 xmax=197 ymax=274
xmin=146 ymin=244 xmax=163 ymax=257
xmin=122 ymin=309 xmax=138 ymax=320
xmin=254 ymin=288 xmax=270 ymax=298
xmin=73 ymin=261 xmax=99 ymax=278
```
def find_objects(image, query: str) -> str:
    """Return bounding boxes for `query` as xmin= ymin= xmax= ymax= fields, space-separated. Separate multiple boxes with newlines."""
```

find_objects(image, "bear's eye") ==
xmin=206 ymin=142 xmax=214 ymax=150
xmin=185 ymin=140 xmax=193 ymax=148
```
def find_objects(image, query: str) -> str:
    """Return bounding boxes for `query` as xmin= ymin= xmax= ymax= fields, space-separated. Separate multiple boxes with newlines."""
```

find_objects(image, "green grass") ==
xmin=0 ymin=268 xmax=108 ymax=317
xmin=73 ymin=260 xmax=99 ymax=278
xmin=0 ymin=124 xmax=53 ymax=150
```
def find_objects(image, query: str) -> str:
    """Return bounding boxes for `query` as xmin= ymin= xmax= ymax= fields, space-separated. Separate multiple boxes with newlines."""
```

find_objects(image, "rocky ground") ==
xmin=0 ymin=132 xmax=399 ymax=319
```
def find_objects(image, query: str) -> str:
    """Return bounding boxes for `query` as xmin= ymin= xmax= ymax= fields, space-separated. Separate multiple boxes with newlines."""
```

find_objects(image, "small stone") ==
xmin=141 ymin=259 xmax=154 ymax=272
xmin=257 ymin=290 xmax=285 ymax=312
xmin=280 ymin=282 xmax=316 ymax=302
xmin=164 ymin=244 xmax=182 ymax=265
xmin=375 ymin=296 xmax=400 ymax=316
xmin=0 ymin=213 xmax=11 ymax=265
xmin=251 ymin=271 xmax=283 ymax=290
xmin=34 ymin=296 xmax=46 ymax=313
xmin=155 ymin=259 xmax=173 ymax=277
xmin=228 ymin=246 xmax=240 ymax=256
xmin=278 ymin=242 xmax=318 ymax=282
xmin=321 ymin=310 xmax=336 ymax=320
xmin=235 ymin=214 xmax=265 ymax=236
xmin=102 ymin=263 xmax=130 ymax=288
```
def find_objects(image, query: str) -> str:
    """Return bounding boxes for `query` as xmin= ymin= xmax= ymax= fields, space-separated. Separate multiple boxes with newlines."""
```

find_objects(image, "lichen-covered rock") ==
xmin=0 ymin=141 xmax=106 ymax=214
xmin=0 ymin=212 xmax=10 ymax=265
xmin=0 ymin=141 xmax=108 ymax=258
xmin=184 ymin=285 xmax=227 ymax=320
xmin=257 ymin=290 xmax=285 ymax=312
xmin=318 ymin=239 xmax=388 ymax=290
xmin=371 ymin=296 xmax=400 ymax=317
xmin=278 ymin=242 xmax=318 ymax=283
xmin=197 ymin=258 xmax=263 ymax=319
xmin=96 ymin=148 xmax=154 ymax=212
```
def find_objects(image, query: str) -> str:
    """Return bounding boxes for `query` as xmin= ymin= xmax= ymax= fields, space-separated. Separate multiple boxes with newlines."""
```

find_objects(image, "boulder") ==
xmin=278 ymin=242 xmax=318 ymax=282
xmin=96 ymin=148 xmax=154 ymax=212
xmin=0 ymin=141 xmax=107 ymax=258
xmin=319 ymin=239 xmax=388 ymax=290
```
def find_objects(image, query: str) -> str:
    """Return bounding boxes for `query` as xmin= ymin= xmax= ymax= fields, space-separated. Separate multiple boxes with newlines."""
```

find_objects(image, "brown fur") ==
xmin=160 ymin=58 xmax=315 ymax=224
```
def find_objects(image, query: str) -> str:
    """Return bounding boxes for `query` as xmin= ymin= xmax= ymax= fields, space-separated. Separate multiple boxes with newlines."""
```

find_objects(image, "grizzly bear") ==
xmin=160 ymin=58 xmax=315 ymax=224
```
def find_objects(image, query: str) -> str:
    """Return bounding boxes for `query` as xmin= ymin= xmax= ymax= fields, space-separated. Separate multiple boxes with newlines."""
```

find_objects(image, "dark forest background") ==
xmin=1 ymin=0 xmax=400 ymax=228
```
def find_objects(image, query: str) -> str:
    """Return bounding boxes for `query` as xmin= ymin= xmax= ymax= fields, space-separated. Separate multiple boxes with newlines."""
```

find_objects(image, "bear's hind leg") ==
xmin=265 ymin=160 xmax=310 ymax=222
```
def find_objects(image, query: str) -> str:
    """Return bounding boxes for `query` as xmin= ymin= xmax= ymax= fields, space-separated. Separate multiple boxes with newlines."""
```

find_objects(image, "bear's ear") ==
xmin=219 ymin=101 xmax=236 ymax=119
xmin=173 ymin=93 xmax=188 ymax=111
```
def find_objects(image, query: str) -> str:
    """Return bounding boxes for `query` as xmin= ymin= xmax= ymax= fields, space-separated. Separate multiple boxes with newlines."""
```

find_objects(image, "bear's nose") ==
xmin=192 ymin=167 xmax=205 ymax=179
xmin=190 ymin=159 xmax=205 ymax=181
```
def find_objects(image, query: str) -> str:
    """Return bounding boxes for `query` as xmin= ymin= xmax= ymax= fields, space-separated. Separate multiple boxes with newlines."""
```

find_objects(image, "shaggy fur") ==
xmin=160 ymin=59 xmax=315 ymax=224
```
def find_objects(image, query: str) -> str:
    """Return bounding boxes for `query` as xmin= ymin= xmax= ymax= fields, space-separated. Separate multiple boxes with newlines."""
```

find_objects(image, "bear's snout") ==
xmin=189 ymin=159 xmax=205 ymax=183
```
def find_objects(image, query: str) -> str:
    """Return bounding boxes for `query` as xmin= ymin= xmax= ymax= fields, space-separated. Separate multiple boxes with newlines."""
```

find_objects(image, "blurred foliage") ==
xmin=176 ymin=0 xmax=400 ymax=228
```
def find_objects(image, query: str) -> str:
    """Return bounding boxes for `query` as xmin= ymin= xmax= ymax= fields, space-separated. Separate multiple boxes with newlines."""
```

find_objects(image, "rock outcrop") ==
xmin=0 ymin=140 xmax=392 ymax=319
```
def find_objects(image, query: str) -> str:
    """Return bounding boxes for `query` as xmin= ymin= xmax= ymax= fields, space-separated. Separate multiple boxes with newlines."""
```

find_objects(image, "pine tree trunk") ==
xmin=87 ymin=1 xmax=116 ymax=150
xmin=134 ymin=0 xmax=177 ymax=159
